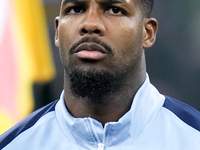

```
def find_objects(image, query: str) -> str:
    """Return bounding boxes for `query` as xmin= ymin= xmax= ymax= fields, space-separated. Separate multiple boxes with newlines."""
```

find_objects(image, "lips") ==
xmin=74 ymin=42 xmax=108 ymax=53
xmin=73 ymin=42 xmax=108 ymax=60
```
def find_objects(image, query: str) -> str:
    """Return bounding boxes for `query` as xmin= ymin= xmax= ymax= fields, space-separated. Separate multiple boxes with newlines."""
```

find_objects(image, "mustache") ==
xmin=69 ymin=37 xmax=113 ymax=55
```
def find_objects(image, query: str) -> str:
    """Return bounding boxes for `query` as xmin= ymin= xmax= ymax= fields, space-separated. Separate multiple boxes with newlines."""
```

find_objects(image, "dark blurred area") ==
xmin=34 ymin=0 xmax=200 ymax=111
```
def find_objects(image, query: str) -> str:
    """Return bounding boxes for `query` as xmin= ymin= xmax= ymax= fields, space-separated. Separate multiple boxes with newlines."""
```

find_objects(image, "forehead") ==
xmin=61 ymin=0 xmax=139 ymax=6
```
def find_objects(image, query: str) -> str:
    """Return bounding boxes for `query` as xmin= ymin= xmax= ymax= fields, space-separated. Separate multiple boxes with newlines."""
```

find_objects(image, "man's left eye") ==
xmin=65 ymin=6 xmax=85 ymax=14
xmin=105 ymin=7 xmax=124 ymax=15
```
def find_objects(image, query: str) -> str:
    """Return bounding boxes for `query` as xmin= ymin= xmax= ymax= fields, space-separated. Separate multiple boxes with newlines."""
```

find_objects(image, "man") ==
xmin=0 ymin=0 xmax=200 ymax=149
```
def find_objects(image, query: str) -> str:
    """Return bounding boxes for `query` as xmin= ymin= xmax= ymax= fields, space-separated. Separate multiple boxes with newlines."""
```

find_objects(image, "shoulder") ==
xmin=0 ymin=100 xmax=59 ymax=149
xmin=163 ymin=95 xmax=200 ymax=132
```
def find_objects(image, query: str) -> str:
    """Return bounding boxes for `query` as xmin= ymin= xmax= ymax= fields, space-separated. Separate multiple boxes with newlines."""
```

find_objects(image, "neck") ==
xmin=64 ymin=59 xmax=146 ymax=126
xmin=64 ymin=72 xmax=146 ymax=127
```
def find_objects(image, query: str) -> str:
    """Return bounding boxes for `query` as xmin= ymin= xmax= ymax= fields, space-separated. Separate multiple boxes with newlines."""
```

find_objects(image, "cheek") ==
xmin=107 ymin=21 xmax=144 ymax=68
xmin=58 ymin=19 xmax=80 ymax=48
xmin=58 ymin=20 xmax=75 ymax=67
xmin=112 ymin=22 xmax=143 ymax=55
xmin=59 ymin=22 xmax=72 ymax=47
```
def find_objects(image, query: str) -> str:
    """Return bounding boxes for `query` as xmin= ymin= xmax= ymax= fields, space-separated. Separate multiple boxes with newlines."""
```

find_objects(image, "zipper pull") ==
xmin=97 ymin=143 xmax=104 ymax=150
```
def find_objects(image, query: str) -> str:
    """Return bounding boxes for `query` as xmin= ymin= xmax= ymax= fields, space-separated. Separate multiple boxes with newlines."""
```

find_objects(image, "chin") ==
xmin=67 ymin=67 xmax=116 ymax=104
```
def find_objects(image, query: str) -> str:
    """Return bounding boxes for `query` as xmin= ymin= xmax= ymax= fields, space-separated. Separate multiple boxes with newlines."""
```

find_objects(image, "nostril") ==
xmin=93 ymin=29 xmax=100 ymax=34
xmin=82 ymin=28 xmax=88 ymax=33
xmin=81 ymin=28 xmax=101 ymax=34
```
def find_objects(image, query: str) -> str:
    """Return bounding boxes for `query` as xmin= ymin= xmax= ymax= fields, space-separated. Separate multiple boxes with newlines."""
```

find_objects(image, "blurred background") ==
xmin=0 ymin=0 xmax=200 ymax=134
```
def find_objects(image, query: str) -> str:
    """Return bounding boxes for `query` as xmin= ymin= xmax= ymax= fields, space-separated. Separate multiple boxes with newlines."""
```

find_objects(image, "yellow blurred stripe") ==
xmin=12 ymin=0 xmax=55 ymax=118
xmin=13 ymin=0 xmax=55 ymax=82
xmin=0 ymin=109 xmax=15 ymax=134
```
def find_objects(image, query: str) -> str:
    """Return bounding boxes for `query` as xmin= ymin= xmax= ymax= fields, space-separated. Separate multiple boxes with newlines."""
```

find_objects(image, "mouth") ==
xmin=73 ymin=42 xmax=108 ymax=60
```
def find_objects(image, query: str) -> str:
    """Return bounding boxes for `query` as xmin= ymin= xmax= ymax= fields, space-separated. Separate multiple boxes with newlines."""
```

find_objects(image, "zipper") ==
xmin=97 ymin=123 xmax=107 ymax=150
xmin=97 ymin=143 xmax=105 ymax=150
xmin=89 ymin=118 xmax=107 ymax=150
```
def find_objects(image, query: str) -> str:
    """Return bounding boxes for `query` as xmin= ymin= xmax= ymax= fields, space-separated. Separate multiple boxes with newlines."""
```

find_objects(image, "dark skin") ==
xmin=55 ymin=0 xmax=158 ymax=126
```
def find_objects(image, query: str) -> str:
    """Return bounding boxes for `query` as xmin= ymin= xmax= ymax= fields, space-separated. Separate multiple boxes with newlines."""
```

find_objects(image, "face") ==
xmin=55 ymin=0 xmax=157 ymax=100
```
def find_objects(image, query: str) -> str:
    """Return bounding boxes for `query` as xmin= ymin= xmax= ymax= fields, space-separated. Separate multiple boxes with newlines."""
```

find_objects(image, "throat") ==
xmin=64 ymin=64 xmax=146 ymax=126
xmin=65 ymin=92 xmax=134 ymax=127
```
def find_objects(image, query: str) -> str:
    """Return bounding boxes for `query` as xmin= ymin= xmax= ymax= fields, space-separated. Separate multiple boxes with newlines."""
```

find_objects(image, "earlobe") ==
xmin=55 ymin=16 xmax=60 ymax=48
xmin=143 ymin=18 xmax=158 ymax=48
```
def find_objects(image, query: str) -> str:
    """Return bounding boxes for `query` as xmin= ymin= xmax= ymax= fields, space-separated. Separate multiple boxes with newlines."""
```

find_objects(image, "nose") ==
xmin=78 ymin=9 xmax=106 ymax=36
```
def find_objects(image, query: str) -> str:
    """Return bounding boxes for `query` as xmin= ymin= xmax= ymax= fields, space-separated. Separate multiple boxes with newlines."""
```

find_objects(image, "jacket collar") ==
xmin=55 ymin=74 xmax=165 ymax=148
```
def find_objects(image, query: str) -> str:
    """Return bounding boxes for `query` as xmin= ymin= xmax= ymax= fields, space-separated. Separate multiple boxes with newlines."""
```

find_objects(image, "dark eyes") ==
xmin=65 ymin=6 xmax=85 ymax=14
xmin=65 ymin=6 xmax=125 ymax=16
xmin=105 ymin=6 xmax=125 ymax=15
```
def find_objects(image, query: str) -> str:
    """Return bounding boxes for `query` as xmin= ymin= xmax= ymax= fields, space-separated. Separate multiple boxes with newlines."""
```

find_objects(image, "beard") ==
xmin=61 ymin=36 xmax=144 ymax=104
xmin=68 ymin=67 xmax=117 ymax=104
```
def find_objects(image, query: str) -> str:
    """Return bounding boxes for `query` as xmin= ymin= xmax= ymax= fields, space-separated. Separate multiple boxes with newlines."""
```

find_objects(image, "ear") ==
xmin=55 ymin=16 xmax=60 ymax=48
xmin=143 ymin=18 xmax=158 ymax=48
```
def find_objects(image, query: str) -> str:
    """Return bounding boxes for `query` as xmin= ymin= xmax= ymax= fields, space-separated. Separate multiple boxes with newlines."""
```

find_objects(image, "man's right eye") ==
xmin=65 ymin=6 xmax=85 ymax=14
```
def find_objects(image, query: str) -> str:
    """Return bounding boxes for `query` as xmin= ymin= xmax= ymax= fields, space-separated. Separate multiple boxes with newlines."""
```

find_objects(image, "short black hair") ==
xmin=140 ymin=0 xmax=154 ymax=18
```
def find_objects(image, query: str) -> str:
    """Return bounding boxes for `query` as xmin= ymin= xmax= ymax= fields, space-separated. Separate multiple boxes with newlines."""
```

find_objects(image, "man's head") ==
xmin=55 ymin=0 xmax=158 ymax=102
